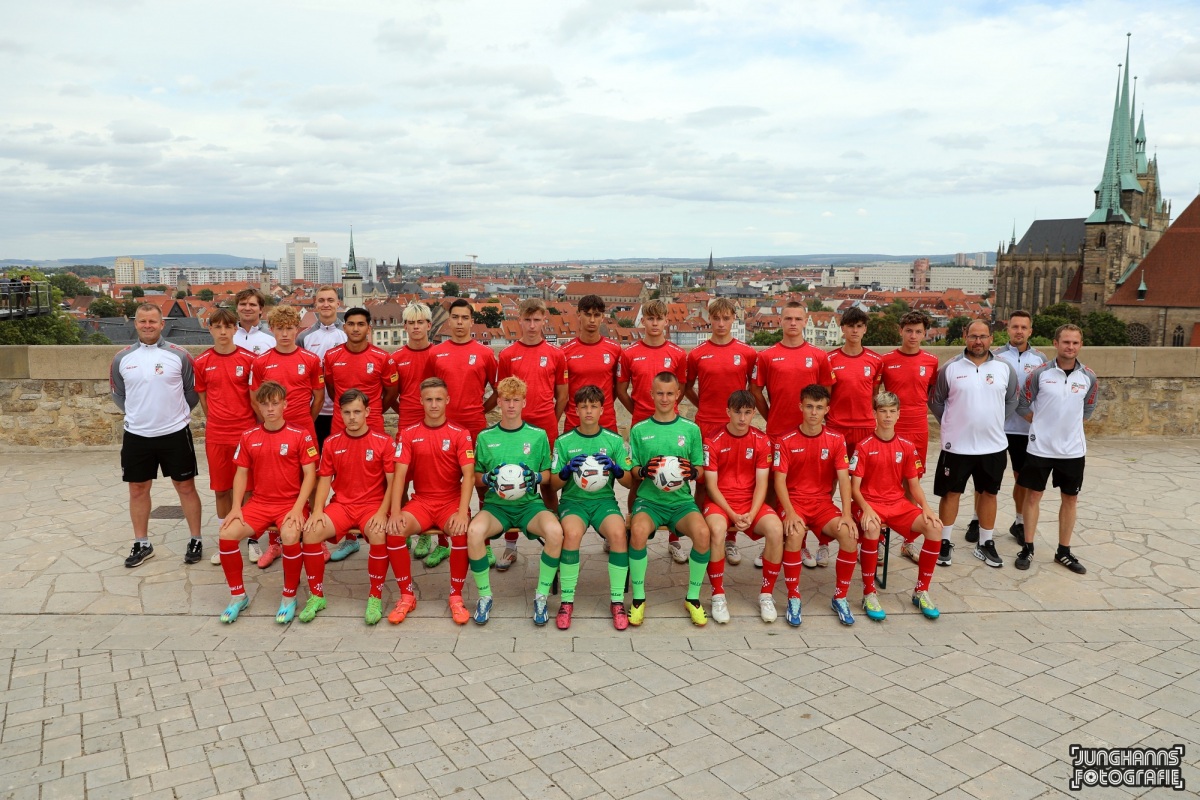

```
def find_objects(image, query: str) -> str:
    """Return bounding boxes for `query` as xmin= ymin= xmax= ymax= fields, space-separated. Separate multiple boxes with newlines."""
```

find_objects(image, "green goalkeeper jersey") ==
xmin=553 ymin=427 xmax=631 ymax=505
xmin=629 ymin=415 xmax=704 ymax=508
xmin=474 ymin=422 xmax=551 ymax=508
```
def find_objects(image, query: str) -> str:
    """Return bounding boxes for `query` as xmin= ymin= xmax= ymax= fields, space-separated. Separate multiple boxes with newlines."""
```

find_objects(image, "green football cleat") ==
xmin=364 ymin=597 xmax=383 ymax=625
xmin=298 ymin=595 xmax=326 ymax=623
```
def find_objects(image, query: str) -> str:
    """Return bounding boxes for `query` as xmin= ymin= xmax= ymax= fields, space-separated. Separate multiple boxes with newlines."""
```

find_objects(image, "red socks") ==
xmin=916 ymin=538 xmax=940 ymax=593
xmin=782 ymin=549 xmax=802 ymax=599
xmin=707 ymin=558 xmax=725 ymax=595
xmin=439 ymin=533 xmax=450 ymax=549
xmin=368 ymin=543 xmax=388 ymax=599
xmin=760 ymin=560 xmax=781 ymax=594
xmin=859 ymin=539 xmax=879 ymax=595
xmin=302 ymin=542 xmax=326 ymax=597
xmin=281 ymin=543 xmax=302 ymax=599
xmin=834 ymin=549 xmax=856 ymax=600
xmin=219 ymin=541 xmax=244 ymax=595
xmin=450 ymin=534 xmax=468 ymax=597
xmin=384 ymin=537 xmax=413 ymax=597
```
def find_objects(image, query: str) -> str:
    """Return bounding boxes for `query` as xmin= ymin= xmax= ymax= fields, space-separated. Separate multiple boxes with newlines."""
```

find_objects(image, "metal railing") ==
xmin=0 ymin=281 xmax=53 ymax=320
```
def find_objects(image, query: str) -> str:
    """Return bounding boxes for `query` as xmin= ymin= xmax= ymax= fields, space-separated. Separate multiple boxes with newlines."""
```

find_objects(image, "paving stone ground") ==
xmin=1 ymin=438 xmax=1198 ymax=799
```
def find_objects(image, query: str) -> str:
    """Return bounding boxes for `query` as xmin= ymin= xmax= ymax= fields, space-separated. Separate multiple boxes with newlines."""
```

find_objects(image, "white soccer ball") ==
xmin=573 ymin=455 xmax=610 ymax=493
xmin=494 ymin=463 xmax=527 ymax=501
xmin=653 ymin=456 xmax=685 ymax=492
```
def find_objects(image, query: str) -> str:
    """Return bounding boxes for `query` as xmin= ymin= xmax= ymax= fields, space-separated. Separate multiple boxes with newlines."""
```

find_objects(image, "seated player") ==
xmin=850 ymin=391 xmax=944 ymax=620
xmin=389 ymin=378 xmax=475 ymax=625
xmin=296 ymin=389 xmax=398 ymax=625
xmin=466 ymin=377 xmax=565 ymax=626
xmin=774 ymin=384 xmax=859 ymax=626
xmin=629 ymin=371 xmax=712 ymax=627
xmin=550 ymin=384 xmax=635 ymax=630
xmin=702 ymin=390 xmax=783 ymax=624
xmin=216 ymin=381 xmax=318 ymax=624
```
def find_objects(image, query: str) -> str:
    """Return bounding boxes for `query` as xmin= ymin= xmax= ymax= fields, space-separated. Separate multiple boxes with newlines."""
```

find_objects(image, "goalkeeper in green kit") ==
xmin=628 ymin=371 xmax=712 ymax=626
xmin=466 ymin=377 xmax=565 ymax=626
xmin=551 ymin=384 xmax=635 ymax=631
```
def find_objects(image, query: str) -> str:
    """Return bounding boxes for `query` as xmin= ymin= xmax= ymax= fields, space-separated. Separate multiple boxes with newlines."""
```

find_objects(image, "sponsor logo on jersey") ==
xmin=279 ymin=443 xmax=289 ymax=456
xmin=914 ymin=458 xmax=923 ymax=470
xmin=848 ymin=454 xmax=859 ymax=471
xmin=394 ymin=442 xmax=403 ymax=457
xmin=772 ymin=449 xmax=780 ymax=467
xmin=306 ymin=446 xmax=318 ymax=458
xmin=234 ymin=444 xmax=242 ymax=459
xmin=366 ymin=449 xmax=374 ymax=461
xmin=465 ymin=448 xmax=474 ymax=459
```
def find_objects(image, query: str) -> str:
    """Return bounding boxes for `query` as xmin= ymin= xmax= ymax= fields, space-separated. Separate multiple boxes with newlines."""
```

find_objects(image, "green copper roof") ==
xmin=345 ymin=226 xmax=360 ymax=277
xmin=1091 ymin=38 xmax=1143 ymax=225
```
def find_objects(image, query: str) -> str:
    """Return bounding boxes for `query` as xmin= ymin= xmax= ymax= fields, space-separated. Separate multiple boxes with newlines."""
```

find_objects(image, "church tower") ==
xmin=704 ymin=251 xmax=718 ymax=290
xmin=343 ymin=228 xmax=362 ymax=305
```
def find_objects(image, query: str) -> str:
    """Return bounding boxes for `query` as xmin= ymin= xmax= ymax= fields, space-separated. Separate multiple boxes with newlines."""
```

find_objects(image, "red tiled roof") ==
xmin=1108 ymin=194 xmax=1200 ymax=307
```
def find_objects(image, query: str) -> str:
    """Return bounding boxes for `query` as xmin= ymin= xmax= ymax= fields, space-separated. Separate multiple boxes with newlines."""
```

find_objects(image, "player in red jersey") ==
xmin=751 ymin=301 xmax=834 ymax=439
xmin=615 ymin=300 xmax=689 ymax=559
xmin=561 ymin=294 xmax=622 ymax=433
xmin=296 ymin=389 xmax=398 ymax=625
xmin=880 ymin=311 xmax=938 ymax=470
xmin=496 ymin=298 xmax=567 ymax=566
xmin=216 ymin=381 xmax=318 ymax=624
xmin=702 ymin=391 xmax=783 ymax=624
xmin=390 ymin=378 xmax=476 ymax=625
xmin=850 ymin=391 xmax=944 ymax=621
xmin=195 ymin=308 xmax=259 ymax=564
xmin=826 ymin=306 xmax=883 ymax=460
xmin=685 ymin=297 xmax=757 ymax=565
xmin=323 ymin=307 xmax=400 ymax=438
xmin=392 ymin=301 xmax=438 ymax=429
xmin=774 ymin=384 xmax=859 ymax=626
xmin=432 ymin=299 xmax=499 ymax=438
xmin=248 ymin=304 xmax=324 ymax=567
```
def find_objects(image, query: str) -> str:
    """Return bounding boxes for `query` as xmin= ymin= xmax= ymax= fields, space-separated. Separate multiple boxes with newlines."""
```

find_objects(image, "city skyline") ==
xmin=3 ymin=2 xmax=1200 ymax=262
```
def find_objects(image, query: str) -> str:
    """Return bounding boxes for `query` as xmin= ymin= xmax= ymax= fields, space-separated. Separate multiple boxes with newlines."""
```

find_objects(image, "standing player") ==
xmin=466 ymin=377 xmax=565 ymax=625
xmin=297 ymin=285 xmax=346 ymax=450
xmin=928 ymin=320 xmax=1018 ymax=568
xmin=298 ymin=389 xmax=399 ymax=625
xmin=233 ymin=288 xmax=275 ymax=355
xmin=216 ymin=381 xmax=318 ymax=624
xmin=390 ymin=378 xmax=476 ymax=624
xmin=392 ymin=301 xmax=438 ymax=429
xmin=684 ymin=298 xmax=756 ymax=565
xmin=561 ymin=295 xmax=623 ymax=434
xmin=110 ymin=303 xmax=203 ymax=567
xmin=1015 ymin=324 xmax=1098 ymax=574
xmin=248 ymin=304 xmax=324 ymax=568
xmin=629 ymin=372 xmax=712 ymax=627
xmin=774 ymin=385 xmax=860 ymax=626
xmin=615 ymin=299 xmax=689 ymax=562
xmin=850 ymin=392 xmax=944 ymax=620
xmin=550 ymin=385 xmax=635 ymax=630
xmin=702 ymin=391 xmax=783 ymax=624
xmin=496 ymin=298 xmax=568 ymax=568
xmin=751 ymin=300 xmax=834 ymax=568
xmin=195 ymin=308 xmax=258 ymax=565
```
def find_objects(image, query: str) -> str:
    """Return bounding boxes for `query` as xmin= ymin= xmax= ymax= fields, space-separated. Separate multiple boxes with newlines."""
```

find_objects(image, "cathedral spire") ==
xmin=1088 ymin=59 xmax=1134 ymax=224
xmin=345 ymin=226 xmax=359 ymax=277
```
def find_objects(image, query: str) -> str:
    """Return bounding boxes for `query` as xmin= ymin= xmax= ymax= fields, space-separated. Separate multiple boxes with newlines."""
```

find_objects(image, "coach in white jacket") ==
xmin=928 ymin=320 xmax=1018 ymax=568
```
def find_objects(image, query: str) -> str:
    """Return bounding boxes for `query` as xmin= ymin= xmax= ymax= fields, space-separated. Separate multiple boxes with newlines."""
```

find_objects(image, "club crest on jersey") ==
xmin=745 ymin=447 xmax=754 ymax=460
xmin=366 ymin=449 xmax=374 ymax=461
xmin=539 ymin=356 xmax=548 ymax=367
xmin=806 ymin=357 xmax=813 ymax=368
xmin=523 ymin=442 xmax=531 ymax=455
xmin=366 ymin=362 xmax=375 ymax=374
xmin=394 ymin=442 xmax=403 ymax=457
xmin=298 ymin=364 xmax=306 ymax=375
xmin=154 ymin=363 xmax=163 ymax=375
xmin=985 ymin=373 xmax=994 ymax=384
xmin=919 ymin=366 xmax=926 ymax=377
xmin=821 ymin=448 xmax=829 ymax=460
xmin=664 ymin=357 xmax=672 ymax=368
xmin=469 ymin=354 xmax=477 ymax=365
xmin=1071 ymin=381 xmax=1085 ymax=393
xmin=235 ymin=365 xmax=245 ymax=377
xmin=895 ymin=451 xmax=903 ymax=463
xmin=279 ymin=443 xmax=289 ymax=456
xmin=678 ymin=435 xmax=686 ymax=447
xmin=442 ymin=439 xmax=450 ymax=451
xmin=603 ymin=353 xmax=611 ymax=364
xmin=733 ymin=354 xmax=742 ymax=366
xmin=772 ymin=450 xmax=780 ymax=467
xmin=863 ymin=366 xmax=871 ymax=376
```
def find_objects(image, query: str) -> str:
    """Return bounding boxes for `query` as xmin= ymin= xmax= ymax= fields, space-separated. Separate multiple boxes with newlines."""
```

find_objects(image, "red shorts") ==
xmin=206 ymin=441 xmax=254 ymax=493
xmin=829 ymin=426 xmax=875 ymax=459
xmin=526 ymin=414 xmax=561 ymax=450
xmin=701 ymin=502 xmax=778 ymax=540
xmin=897 ymin=428 xmax=929 ymax=475
xmin=853 ymin=499 xmax=923 ymax=541
xmin=697 ymin=421 xmax=727 ymax=441
xmin=323 ymin=502 xmax=381 ymax=537
xmin=402 ymin=496 xmax=463 ymax=532
xmin=780 ymin=498 xmax=844 ymax=540
xmin=240 ymin=500 xmax=306 ymax=535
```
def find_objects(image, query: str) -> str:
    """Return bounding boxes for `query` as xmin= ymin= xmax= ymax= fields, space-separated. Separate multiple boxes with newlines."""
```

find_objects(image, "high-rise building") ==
xmin=114 ymin=257 xmax=145 ymax=285
xmin=318 ymin=257 xmax=342 ymax=285
xmin=975 ymin=252 xmax=988 ymax=269
xmin=283 ymin=237 xmax=319 ymax=285
xmin=448 ymin=261 xmax=475 ymax=279
xmin=911 ymin=258 xmax=930 ymax=292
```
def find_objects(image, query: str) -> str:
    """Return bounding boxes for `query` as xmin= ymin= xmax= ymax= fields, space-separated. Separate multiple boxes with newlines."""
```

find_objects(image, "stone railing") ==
xmin=1 ymin=345 xmax=1198 ymax=451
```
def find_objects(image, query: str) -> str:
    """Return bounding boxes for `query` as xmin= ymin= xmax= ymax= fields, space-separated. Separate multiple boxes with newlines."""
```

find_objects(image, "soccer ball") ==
xmin=573 ymin=455 xmax=610 ymax=493
xmin=652 ymin=456 xmax=685 ymax=492
xmin=494 ymin=463 xmax=527 ymax=501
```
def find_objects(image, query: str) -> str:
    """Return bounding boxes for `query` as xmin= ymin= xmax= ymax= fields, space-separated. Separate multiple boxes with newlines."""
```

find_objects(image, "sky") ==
xmin=3 ymin=0 xmax=1199 ymax=264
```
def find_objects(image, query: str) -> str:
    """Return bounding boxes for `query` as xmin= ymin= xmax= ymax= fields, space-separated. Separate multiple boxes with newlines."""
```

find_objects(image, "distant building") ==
xmin=928 ymin=266 xmax=993 ymax=295
xmin=114 ymin=257 xmax=145 ymax=285
xmin=283 ymin=237 xmax=319 ymax=285
xmin=563 ymin=280 xmax=648 ymax=305
xmin=318 ymin=257 xmax=342 ymax=285
xmin=146 ymin=267 xmax=261 ymax=285
xmin=911 ymin=258 xmax=930 ymax=292
xmin=448 ymin=261 xmax=475 ymax=280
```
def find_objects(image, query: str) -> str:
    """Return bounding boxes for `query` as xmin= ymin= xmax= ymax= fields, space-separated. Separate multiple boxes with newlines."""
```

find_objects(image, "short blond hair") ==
xmin=708 ymin=297 xmax=737 ymax=317
xmin=267 ymin=304 xmax=301 ymax=329
xmin=518 ymin=298 xmax=547 ymax=318
xmin=642 ymin=299 xmax=667 ymax=319
xmin=403 ymin=301 xmax=432 ymax=323
xmin=496 ymin=376 xmax=527 ymax=399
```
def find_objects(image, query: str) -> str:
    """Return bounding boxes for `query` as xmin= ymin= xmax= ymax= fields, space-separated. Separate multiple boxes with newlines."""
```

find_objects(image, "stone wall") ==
xmin=2 ymin=344 xmax=1198 ymax=451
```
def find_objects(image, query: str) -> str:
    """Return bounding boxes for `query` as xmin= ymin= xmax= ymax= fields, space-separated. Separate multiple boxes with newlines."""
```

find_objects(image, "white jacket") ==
xmin=928 ymin=351 xmax=1018 ymax=455
xmin=1018 ymin=360 xmax=1099 ymax=459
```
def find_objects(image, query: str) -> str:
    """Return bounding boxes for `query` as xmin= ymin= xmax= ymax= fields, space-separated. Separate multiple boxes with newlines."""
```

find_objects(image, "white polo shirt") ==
xmin=928 ymin=351 xmax=1019 ymax=455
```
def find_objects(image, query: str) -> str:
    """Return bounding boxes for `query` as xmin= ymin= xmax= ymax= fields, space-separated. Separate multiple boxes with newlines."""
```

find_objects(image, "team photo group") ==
xmin=110 ymin=287 xmax=1098 ymax=631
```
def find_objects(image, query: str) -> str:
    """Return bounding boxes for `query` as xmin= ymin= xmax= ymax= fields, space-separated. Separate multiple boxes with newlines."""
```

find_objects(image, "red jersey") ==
xmin=431 ymin=339 xmax=497 ymax=435
xmin=686 ymin=339 xmax=757 ymax=430
xmin=318 ymin=429 xmax=395 ymax=508
xmin=703 ymin=427 xmax=772 ymax=507
xmin=773 ymin=427 xmax=849 ymax=502
xmin=849 ymin=432 xmax=922 ymax=505
xmin=617 ymin=340 xmax=688 ymax=426
xmin=391 ymin=344 xmax=437 ymax=428
xmin=561 ymin=336 xmax=622 ymax=432
xmin=498 ymin=340 xmax=567 ymax=424
xmin=233 ymin=424 xmax=319 ymax=506
xmin=323 ymin=344 xmax=400 ymax=435
xmin=396 ymin=421 xmax=474 ymax=503
xmin=880 ymin=349 xmax=939 ymax=436
xmin=826 ymin=348 xmax=883 ymax=430
xmin=194 ymin=347 xmax=257 ymax=445
xmin=753 ymin=341 xmax=835 ymax=437
xmin=250 ymin=348 xmax=324 ymax=436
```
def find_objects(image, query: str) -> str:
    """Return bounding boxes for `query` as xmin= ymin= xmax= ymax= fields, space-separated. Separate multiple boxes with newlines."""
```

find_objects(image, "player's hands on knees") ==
xmin=304 ymin=512 xmax=326 ymax=534
xmin=283 ymin=511 xmax=305 ymax=533
xmin=386 ymin=513 xmax=404 ymax=536
xmin=921 ymin=510 xmax=941 ymax=533
xmin=839 ymin=514 xmax=858 ymax=542
xmin=220 ymin=511 xmax=243 ymax=531
xmin=367 ymin=511 xmax=388 ymax=536
xmin=447 ymin=510 xmax=469 ymax=536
